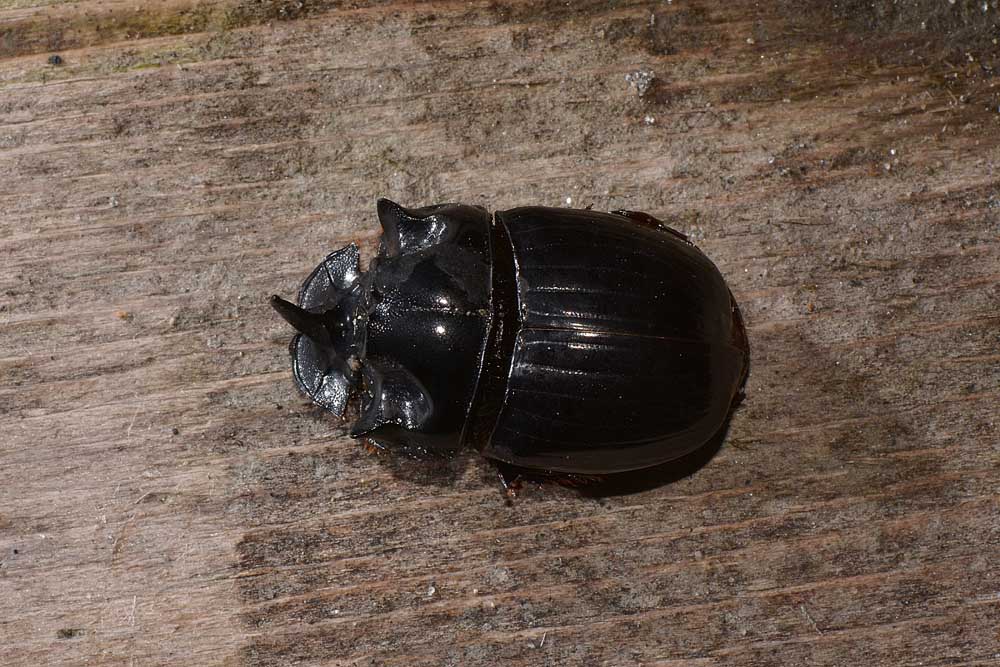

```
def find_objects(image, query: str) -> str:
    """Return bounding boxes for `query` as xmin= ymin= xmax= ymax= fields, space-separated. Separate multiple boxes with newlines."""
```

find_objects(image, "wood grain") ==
xmin=1 ymin=1 xmax=998 ymax=665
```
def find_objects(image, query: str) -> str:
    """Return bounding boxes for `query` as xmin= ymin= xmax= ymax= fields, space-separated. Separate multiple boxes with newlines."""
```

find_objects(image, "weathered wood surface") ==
xmin=1 ymin=1 xmax=999 ymax=665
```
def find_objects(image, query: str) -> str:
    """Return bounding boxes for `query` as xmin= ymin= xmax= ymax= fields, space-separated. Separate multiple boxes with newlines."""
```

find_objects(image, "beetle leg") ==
xmin=494 ymin=462 xmax=524 ymax=499
xmin=361 ymin=438 xmax=386 ymax=456
xmin=611 ymin=209 xmax=690 ymax=243
xmin=492 ymin=459 xmax=606 ymax=494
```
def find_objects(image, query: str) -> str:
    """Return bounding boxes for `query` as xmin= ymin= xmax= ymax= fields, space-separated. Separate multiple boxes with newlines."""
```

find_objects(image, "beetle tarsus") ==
xmin=495 ymin=463 xmax=524 ymax=499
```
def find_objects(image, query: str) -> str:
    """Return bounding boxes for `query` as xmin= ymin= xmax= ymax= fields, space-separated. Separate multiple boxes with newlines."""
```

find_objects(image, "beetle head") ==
xmin=270 ymin=243 xmax=365 ymax=417
xmin=272 ymin=199 xmax=491 ymax=453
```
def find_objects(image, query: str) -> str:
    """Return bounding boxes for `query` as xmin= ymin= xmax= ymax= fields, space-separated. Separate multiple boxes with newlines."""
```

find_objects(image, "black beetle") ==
xmin=271 ymin=200 xmax=749 ymax=480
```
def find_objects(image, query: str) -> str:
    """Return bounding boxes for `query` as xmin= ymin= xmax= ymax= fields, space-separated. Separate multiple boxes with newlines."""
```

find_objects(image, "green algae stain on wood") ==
xmin=0 ymin=0 xmax=350 ymax=59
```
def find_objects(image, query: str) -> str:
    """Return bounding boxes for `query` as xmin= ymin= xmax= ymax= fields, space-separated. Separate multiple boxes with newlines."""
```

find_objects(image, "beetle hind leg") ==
xmin=490 ymin=460 xmax=604 ymax=498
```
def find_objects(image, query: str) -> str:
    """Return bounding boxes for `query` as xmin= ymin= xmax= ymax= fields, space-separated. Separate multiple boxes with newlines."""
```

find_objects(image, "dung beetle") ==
xmin=271 ymin=200 xmax=749 ymax=480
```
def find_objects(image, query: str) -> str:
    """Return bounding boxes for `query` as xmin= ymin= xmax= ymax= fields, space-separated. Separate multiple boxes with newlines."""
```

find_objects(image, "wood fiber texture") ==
xmin=1 ymin=1 xmax=998 ymax=665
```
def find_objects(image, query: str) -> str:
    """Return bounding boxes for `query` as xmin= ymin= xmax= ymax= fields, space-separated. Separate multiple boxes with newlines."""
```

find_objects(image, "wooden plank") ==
xmin=1 ymin=1 xmax=998 ymax=665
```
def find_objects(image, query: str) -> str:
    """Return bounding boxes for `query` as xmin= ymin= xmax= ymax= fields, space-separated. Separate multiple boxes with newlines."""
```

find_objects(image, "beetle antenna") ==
xmin=270 ymin=295 xmax=332 ymax=345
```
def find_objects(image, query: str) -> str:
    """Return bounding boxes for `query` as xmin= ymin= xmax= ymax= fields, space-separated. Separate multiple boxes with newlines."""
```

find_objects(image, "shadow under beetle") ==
xmin=271 ymin=200 xmax=749 ymax=482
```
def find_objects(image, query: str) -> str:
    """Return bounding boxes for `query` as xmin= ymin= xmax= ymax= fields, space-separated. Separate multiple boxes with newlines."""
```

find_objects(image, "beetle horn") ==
xmin=270 ymin=295 xmax=333 ymax=346
xmin=351 ymin=361 xmax=433 ymax=437
xmin=376 ymin=198 xmax=414 ymax=257
xmin=376 ymin=198 xmax=451 ymax=257
xmin=271 ymin=296 xmax=360 ymax=418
